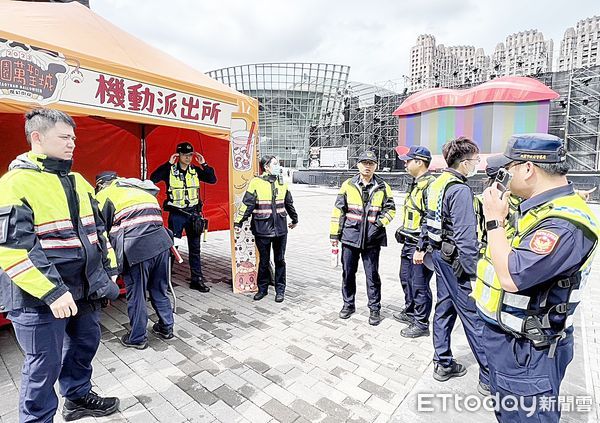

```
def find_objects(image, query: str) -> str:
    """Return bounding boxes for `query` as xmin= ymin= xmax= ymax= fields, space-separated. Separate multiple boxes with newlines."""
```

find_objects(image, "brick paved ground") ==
xmin=1 ymin=184 xmax=598 ymax=422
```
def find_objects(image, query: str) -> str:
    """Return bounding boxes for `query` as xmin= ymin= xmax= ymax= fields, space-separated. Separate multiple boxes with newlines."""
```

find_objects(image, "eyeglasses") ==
xmin=463 ymin=157 xmax=481 ymax=163
xmin=506 ymin=161 xmax=525 ymax=170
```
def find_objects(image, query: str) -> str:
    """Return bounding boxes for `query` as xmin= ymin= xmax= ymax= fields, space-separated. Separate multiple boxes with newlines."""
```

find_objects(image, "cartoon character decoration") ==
xmin=234 ymin=223 xmax=257 ymax=292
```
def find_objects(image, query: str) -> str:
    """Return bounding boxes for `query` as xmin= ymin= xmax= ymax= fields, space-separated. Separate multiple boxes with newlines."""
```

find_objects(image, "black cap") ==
xmin=504 ymin=133 xmax=566 ymax=163
xmin=95 ymin=171 xmax=118 ymax=186
xmin=176 ymin=142 xmax=194 ymax=154
xmin=485 ymin=155 xmax=512 ymax=179
xmin=357 ymin=150 xmax=378 ymax=163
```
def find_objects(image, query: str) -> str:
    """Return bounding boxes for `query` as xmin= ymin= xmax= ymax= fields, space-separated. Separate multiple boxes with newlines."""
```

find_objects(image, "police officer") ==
xmin=96 ymin=172 xmax=175 ymax=349
xmin=394 ymin=146 xmax=435 ymax=338
xmin=234 ymin=155 xmax=298 ymax=302
xmin=331 ymin=150 xmax=396 ymax=326
xmin=422 ymin=137 xmax=490 ymax=393
xmin=150 ymin=142 xmax=216 ymax=292
xmin=0 ymin=109 xmax=120 ymax=422
xmin=475 ymin=134 xmax=599 ymax=422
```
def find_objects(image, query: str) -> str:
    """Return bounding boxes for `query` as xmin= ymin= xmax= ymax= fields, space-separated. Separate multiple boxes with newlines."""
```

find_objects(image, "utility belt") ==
xmin=435 ymin=239 xmax=470 ymax=279
xmin=169 ymin=206 xmax=208 ymax=237
xmin=395 ymin=228 xmax=419 ymax=245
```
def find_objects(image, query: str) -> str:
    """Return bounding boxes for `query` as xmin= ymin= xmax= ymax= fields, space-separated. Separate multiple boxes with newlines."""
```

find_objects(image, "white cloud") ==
xmin=91 ymin=0 xmax=599 ymax=85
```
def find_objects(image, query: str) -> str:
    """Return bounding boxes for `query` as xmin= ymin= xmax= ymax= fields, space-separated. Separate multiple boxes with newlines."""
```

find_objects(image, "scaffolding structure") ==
xmin=563 ymin=66 xmax=600 ymax=170
xmin=310 ymin=82 xmax=408 ymax=169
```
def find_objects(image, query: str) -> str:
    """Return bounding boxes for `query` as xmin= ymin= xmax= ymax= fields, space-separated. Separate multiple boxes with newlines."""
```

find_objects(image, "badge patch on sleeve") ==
xmin=529 ymin=229 xmax=559 ymax=254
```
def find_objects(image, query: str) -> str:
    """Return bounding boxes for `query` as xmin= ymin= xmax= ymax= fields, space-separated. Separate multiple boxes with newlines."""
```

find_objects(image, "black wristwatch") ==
xmin=485 ymin=220 xmax=503 ymax=231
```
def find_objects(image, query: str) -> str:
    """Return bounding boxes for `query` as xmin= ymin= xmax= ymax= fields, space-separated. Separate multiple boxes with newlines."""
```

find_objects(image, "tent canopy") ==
xmin=0 ymin=1 xmax=258 ymax=232
xmin=0 ymin=1 xmax=252 ymax=137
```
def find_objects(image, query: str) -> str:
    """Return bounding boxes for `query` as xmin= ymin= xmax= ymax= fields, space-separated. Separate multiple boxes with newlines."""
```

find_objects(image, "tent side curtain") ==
xmin=0 ymin=114 xmax=142 ymax=182
xmin=145 ymin=127 xmax=230 ymax=231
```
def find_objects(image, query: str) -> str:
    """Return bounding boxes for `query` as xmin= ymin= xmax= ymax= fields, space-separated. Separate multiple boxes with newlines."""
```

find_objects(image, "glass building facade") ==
xmin=208 ymin=63 xmax=350 ymax=167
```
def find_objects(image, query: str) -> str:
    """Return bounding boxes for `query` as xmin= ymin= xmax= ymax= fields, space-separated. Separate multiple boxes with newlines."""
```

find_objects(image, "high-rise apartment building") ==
xmin=557 ymin=16 xmax=600 ymax=71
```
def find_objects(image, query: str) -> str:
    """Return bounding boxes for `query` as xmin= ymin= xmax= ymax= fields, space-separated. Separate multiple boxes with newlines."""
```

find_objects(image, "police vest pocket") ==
xmin=343 ymin=218 xmax=360 ymax=228
xmin=253 ymin=213 xmax=270 ymax=220
xmin=495 ymin=372 xmax=552 ymax=396
xmin=277 ymin=211 xmax=288 ymax=217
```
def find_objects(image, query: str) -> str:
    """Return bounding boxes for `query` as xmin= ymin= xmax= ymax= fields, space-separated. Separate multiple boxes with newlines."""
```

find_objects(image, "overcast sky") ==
xmin=91 ymin=0 xmax=598 ymax=88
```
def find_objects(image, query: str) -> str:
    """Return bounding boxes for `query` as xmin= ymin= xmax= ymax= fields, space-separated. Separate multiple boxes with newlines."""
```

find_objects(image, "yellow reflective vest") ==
xmin=96 ymin=178 xmax=173 ymax=271
xmin=398 ymin=173 xmax=435 ymax=242
xmin=425 ymin=171 xmax=464 ymax=248
xmin=0 ymin=152 xmax=117 ymax=312
xmin=472 ymin=192 xmax=599 ymax=350
xmin=330 ymin=174 xmax=396 ymax=248
xmin=168 ymin=165 xmax=200 ymax=208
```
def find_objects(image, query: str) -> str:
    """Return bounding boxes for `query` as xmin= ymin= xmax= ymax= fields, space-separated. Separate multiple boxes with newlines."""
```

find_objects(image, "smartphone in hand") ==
xmin=495 ymin=168 xmax=511 ymax=194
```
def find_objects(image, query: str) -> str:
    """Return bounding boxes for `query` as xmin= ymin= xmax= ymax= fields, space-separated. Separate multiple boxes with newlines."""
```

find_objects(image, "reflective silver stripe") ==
xmin=367 ymin=217 xmax=376 ymax=223
xmin=569 ymin=289 xmax=582 ymax=304
xmin=40 ymin=238 xmax=83 ymax=249
xmin=80 ymin=215 xmax=95 ymax=226
xmin=370 ymin=206 xmax=382 ymax=211
xmin=479 ymin=285 xmax=492 ymax=306
xmin=110 ymin=215 xmax=164 ymax=233
xmin=276 ymin=208 xmax=286 ymax=213
xmin=500 ymin=312 xmax=524 ymax=332
xmin=252 ymin=209 xmax=272 ymax=214
xmin=346 ymin=213 xmax=362 ymax=221
xmin=503 ymin=292 xmax=530 ymax=309
xmin=34 ymin=219 xmax=72 ymax=235
xmin=428 ymin=232 xmax=442 ymax=242
xmin=427 ymin=218 xmax=441 ymax=229
xmin=565 ymin=314 xmax=575 ymax=328
xmin=87 ymin=232 xmax=99 ymax=244
xmin=114 ymin=203 xmax=161 ymax=222
xmin=5 ymin=258 xmax=34 ymax=279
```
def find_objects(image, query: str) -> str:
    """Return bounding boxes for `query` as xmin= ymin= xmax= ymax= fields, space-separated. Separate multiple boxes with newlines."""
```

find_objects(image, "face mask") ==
xmin=465 ymin=161 xmax=477 ymax=178
xmin=270 ymin=164 xmax=282 ymax=176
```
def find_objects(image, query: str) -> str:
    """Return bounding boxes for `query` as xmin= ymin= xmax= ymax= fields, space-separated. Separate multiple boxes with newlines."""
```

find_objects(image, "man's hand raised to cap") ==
xmin=194 ymin=152 xmax=206 ymax=165
xmin=50 ymin=291 xmax=78 ymax=319
xmin=169 ymin=153 xmax=179 ymax=165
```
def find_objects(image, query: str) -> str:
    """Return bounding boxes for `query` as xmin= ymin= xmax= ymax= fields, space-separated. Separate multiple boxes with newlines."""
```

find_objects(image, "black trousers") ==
xmin=255 ymin=234 xmax=287 ymax=295
xmin=341 ymin=244 xmax=382 ymax=311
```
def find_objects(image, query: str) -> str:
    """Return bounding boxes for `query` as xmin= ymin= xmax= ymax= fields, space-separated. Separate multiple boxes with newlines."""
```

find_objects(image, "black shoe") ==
xmin=62 ymin=390 xmax=120 ymax=421
xmin=190 ymin=281 xmax=210 ymax=293
xmin=401 ymin=323 xmax=430 ymax=338
xmin=275 ymin=293 xmax=284 ymax=303
xmin=339 ymin=306 xmax=355 ymax=319
xmin=152 ymin=323 xmax=174 ymax=340
xmin=254 ymin=292 xmax=267 ymax=301
xmin=433 ymin=361 xmax=467 ymax=382
xmin=477 ymin=381 xmax=491 ymax=396
xmin=393 ymin=311 xmax=413 ymax=325
xmin=369 ymin=310 xmax=381 ymax=326
xmin=119 ymin=334 xmax=148 ymax=350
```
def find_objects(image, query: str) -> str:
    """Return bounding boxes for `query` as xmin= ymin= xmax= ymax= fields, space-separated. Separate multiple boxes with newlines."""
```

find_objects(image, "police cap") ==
xmin=95 ymin=171 xmax=118 ymax=187
xmin=176 ymin=142 xmax=194 ymax=154
xmin=357 ymin=150 xmax=378 ymax=163
xmin=397 ymin=145 xmax=432 ymax=162
xmin=504 ymin=133 xmax=566 ymax=164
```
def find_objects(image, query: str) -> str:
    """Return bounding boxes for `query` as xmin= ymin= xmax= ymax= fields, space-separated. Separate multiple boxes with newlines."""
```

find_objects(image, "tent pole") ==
xmin=141 ymin=124 xmax=147 ymax=179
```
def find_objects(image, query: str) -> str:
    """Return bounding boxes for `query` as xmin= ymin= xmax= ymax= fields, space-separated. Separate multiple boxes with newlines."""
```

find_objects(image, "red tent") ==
xmin=0 ymin=2 xmax=261 ymax=301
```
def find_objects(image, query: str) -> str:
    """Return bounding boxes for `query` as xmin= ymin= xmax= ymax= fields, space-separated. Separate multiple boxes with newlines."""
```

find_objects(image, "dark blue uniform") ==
xmin=400 ymin=241 xmax=434 ymax=330
xmin=484 ymin=184 xmax=595 ymax=422
xmin=430 ymin=170 xmax=489 ymax=386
